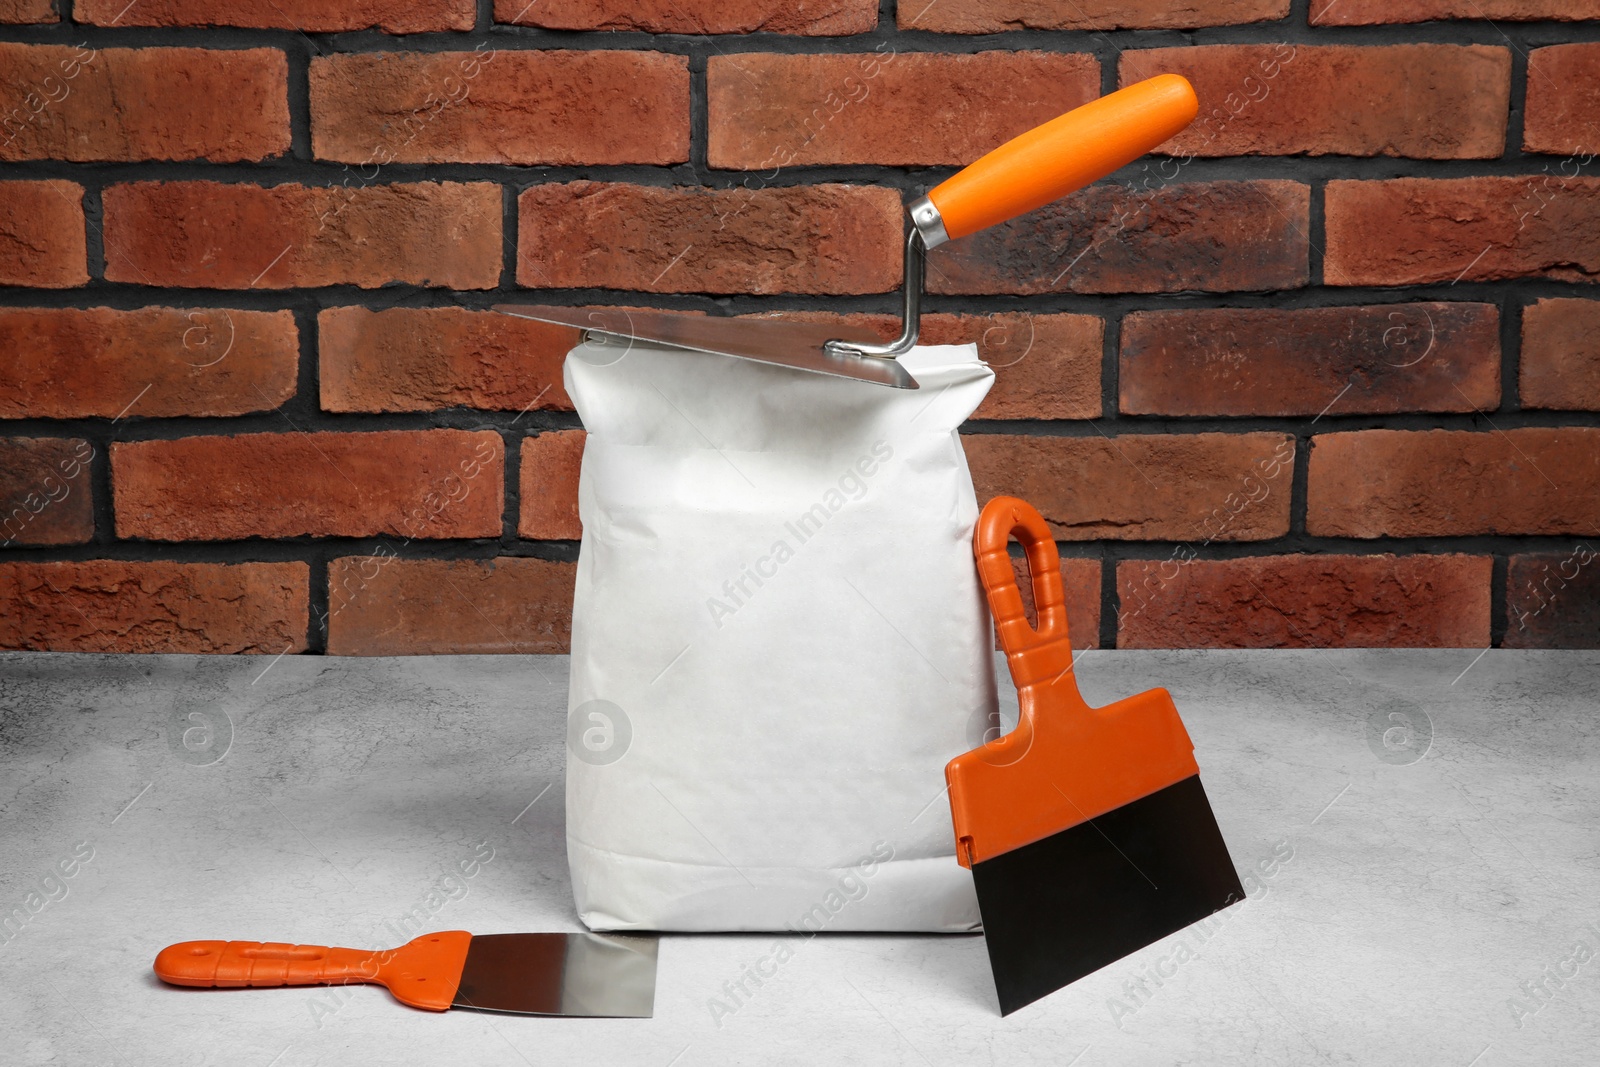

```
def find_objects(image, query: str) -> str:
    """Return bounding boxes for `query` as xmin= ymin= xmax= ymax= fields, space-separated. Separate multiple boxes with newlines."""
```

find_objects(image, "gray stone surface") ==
xmin=1 ymin=649 xmax=1597 ymax=1066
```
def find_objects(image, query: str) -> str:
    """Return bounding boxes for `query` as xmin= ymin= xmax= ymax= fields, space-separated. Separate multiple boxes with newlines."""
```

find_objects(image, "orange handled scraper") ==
xmin=495 ymin=74 xmax=1199 ymax=390
xmin=948 ymin=497 xmax=1244 ymax=1015
xmin=154 ymin=930 xmax=657 ymax=1017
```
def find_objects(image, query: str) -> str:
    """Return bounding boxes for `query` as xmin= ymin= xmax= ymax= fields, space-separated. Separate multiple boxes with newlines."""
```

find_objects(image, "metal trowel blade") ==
xmin=493 ymin=304 xmax=919 ymax=389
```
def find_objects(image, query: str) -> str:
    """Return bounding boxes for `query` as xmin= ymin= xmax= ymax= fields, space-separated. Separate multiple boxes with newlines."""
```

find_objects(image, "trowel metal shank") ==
xmin=493 ymin=227 xmax=928 ymax=390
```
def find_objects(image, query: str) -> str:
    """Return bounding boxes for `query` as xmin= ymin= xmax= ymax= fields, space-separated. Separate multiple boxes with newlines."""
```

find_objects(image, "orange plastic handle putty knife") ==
xmin=153 ymin=931 xmax=657 ymax=1017
xmin=947 ymin=496 xmax=1245 ymax=1015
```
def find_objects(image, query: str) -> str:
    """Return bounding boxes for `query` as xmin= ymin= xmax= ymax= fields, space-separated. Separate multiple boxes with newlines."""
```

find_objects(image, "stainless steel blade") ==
xmin=492 ymin=304 xmax=919 ymax=390
xmin=451 ymin=932 xmax=657 ymax=1018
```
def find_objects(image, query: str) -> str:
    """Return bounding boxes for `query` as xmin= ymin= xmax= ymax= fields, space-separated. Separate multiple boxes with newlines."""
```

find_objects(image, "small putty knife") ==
xmin=153 ymin=931 xmax=657 ymax=1017
xmin=495 ymin=73 xmax=1199 ymax=390
xmin=948 ymin=497 xmax=1244 ymax=1016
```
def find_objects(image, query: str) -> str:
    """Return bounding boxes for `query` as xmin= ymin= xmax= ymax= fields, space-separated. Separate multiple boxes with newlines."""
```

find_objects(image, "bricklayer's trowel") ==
xmin=154 ymin=931 xmax=657 ymax=1017
xmin=495 ymin=74 xmax=1199 ymax=390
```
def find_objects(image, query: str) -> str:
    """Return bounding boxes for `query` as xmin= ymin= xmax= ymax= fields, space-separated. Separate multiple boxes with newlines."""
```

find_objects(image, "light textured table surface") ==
xmin=2 ymin=649 xmax=1597 ymax=1066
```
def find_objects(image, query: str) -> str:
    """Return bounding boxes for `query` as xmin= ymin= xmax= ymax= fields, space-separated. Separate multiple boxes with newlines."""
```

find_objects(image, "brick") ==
xmin=1521 ymin=298 xmax=1600 ymax=412
xmin=326 ymin=557 xmax=574 ymax=655
xmin=708 ymin=51 xmax=1099 ymax=169
xmin=963 ymin=432 xmax=1295 ymax=542
xmin=0 ymin=307 xmax=296 ymax=419
xmin=1117 ymin=554 xmax=1491 ymax=649
xmin=103 ymin=181 xmax=500 ymax=290
xmin=0 ymin=438 xmax=94 ymax=547
xmin=1120 ymin=45 xmax=1508 ymax=159
xmin=0 ymin=180 xmax=85 ymax=287
xmin=1120 ymin=303 xmax=1500 ymax=417
xmin=1003 ymin=554 xmax=1101 ymax=650
xmin=494 ymin=0 xmax=876 ymax=34
xmin=902 ymin=0 xmax=1286 ymax=31
xmin=1505 ymin=551 xmax=1600 ymax=649
xmin=311 ymin=51 xmax=688 ymax=166
xmin=1325 ymin=178 xmax=1600 ymax=287
xmin=737 ymin=310 xmax=1101 ymax=418
xmin=0 ymin=0 xmax=57 ymax=23
xmin=519 ymin=431 xmax=584 ymax=540
xmin=943 ymin=314 xmax=1103 ymax=420
xmin=0 ymin=561 xmax=308 ymax=654
xmin=518 ymin=182 xmax=902 ymax=295
xmin=0 ymin=46 xmax=288 ymax=163
xmin=319 ymin=306 xmax=574 ymax=414
xmin=75 ymin=0 xmax=473 ymax=31
xmin=1307 ymin=429 xmax=1600 ymax=537
xmin=927 ymin=180 xmax=1308 ymax=295
xmin=113 ymin=430 xmax=504 ymax=541
xmin=1524 ymin=45 xmax=1600 ymax=156
xmin=1310 ymin=0 xmax=1600 ymax=24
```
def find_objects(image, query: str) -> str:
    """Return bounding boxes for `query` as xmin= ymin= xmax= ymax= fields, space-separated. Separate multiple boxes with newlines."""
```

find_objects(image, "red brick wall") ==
xmin=2 ymin=1 xmax=1597 ymax=653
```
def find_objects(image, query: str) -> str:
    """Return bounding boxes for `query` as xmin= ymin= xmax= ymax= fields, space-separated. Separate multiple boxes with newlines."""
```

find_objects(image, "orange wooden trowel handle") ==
xmin=153 ymin=932 xmax=472 ymax=1011
xmin=924 ymin=74 xmax=1198 ymax=243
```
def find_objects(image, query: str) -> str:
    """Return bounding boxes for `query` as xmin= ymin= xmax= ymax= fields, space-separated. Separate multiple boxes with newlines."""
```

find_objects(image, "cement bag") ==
xmin=563 ymin=339 xmax=996 ymax=932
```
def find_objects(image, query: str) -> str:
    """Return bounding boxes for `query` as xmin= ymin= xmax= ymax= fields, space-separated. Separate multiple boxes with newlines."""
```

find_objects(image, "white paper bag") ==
xmin=562 ymin=339 xmax=996 ymax=932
